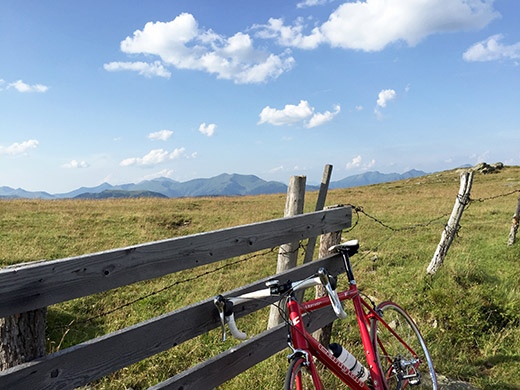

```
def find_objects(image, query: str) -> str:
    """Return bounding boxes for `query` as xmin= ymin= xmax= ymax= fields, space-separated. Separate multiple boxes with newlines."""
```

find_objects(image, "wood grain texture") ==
xmin=0 ymin=254 xmax=346 ymax=390
xmin=149 ymin=305 xmax=337 ymax=390
xmin=0 ymin=207 xmax=351 ymax=317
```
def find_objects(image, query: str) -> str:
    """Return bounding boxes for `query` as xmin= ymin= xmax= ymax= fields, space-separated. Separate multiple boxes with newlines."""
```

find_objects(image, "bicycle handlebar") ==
xmin=214 ymin=267 xmax=346 ymax=341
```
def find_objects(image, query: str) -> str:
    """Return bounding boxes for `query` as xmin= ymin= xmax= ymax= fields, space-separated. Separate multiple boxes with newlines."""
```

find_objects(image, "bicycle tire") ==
xmin=284 ymin=356 xmax=316 ymax=390
xmin=370 ymin=301 xmax=437 ymax=389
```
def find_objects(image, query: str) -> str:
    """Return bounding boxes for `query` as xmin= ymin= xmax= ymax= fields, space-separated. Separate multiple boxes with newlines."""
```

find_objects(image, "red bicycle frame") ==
xmin=287 ymin=282 xmax=416 ymax=390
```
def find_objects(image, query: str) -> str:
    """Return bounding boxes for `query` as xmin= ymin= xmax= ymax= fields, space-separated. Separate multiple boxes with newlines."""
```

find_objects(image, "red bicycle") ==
xmin=214 ymin=240 xmax=437 ymax=389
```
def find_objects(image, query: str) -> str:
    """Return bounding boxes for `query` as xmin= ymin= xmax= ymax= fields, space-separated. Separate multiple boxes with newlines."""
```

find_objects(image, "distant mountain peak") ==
xmin=1 ymin=169 xmax=430 ymax=199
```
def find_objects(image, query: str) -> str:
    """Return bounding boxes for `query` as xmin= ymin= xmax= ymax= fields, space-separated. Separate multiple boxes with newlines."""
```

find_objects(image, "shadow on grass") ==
xmin=46 ymin=308 xmax=106 ymax=353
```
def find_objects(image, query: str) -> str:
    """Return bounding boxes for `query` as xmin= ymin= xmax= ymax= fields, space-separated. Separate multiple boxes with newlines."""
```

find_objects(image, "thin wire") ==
xmin=55 ymin=246 xmax=283 ymax=330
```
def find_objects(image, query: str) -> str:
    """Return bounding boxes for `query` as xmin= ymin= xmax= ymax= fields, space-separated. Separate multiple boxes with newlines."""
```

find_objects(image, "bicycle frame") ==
xmin=287 ymin=281 xmax=417 ymax=390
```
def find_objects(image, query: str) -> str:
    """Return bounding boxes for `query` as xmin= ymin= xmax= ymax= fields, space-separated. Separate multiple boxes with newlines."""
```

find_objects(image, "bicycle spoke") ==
xmin=370 ymin=302 xmax=437 ymax=389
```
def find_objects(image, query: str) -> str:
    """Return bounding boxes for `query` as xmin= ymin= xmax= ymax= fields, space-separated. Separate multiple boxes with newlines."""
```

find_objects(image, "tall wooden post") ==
xmin=303 ymin=164 xmax=333 ymax=265
xmin=0 ymin=308 xmax=46 ymax=370
xmin=427 ymin=171 xmax=473 ymax=275
xmin=312 ymin=207 xmax=342 ymax=346
xmin=508 ymin=196 xmax=520 ymax=246
xmin=268 ymin=175 xmax=306 ymax=328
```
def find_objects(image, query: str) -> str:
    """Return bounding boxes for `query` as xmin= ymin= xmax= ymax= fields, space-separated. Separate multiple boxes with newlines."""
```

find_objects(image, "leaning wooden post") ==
xmin=0 ymin=308 xmax=47 ymax=370
xmin=312 ymin=206 xmax=343 ymax=346
xmin=267 ymin=175 xmax=306 ymax=328
xmin=507 ymin=196 xmax=520 ymax=246
xmin=427 ymin=171 xmax=474 ymax=275
xmin=302 ymin=164 xmax=333 ymax=265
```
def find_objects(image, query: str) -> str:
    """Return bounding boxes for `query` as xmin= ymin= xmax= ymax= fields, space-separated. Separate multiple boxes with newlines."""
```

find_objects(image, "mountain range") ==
xmin=0 ymin=170 xmax=428 ymax=200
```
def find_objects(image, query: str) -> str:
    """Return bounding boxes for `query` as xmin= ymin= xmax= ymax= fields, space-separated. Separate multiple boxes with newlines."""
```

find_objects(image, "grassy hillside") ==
xmin=1 ymin=167 xmax=519 ymax=389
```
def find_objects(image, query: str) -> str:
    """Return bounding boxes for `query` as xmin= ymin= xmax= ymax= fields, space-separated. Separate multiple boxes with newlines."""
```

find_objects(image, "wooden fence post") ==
xmin=303 ymin=164 xmax=333 ymax=265
xmin=427 ymin=171 xmax=474 ymax=275
xmin=507 ymin=196 xmax=520 ymax=246
xmin=268 ymin=176 xmax=306 ymax=328
xmin=312 ymin=206 xmax=343 ymax=346
xmin=0 ymin=308 xmax=46 ymax=370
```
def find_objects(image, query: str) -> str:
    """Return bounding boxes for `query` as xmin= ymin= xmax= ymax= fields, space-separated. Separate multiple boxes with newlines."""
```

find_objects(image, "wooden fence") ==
xmin=0 ymin=206 xmax=351 ymax=389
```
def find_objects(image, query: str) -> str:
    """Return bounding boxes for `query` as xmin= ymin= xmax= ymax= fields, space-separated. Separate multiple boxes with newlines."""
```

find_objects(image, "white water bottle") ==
xmin=328 ymin=343 xmax=370 ymax=383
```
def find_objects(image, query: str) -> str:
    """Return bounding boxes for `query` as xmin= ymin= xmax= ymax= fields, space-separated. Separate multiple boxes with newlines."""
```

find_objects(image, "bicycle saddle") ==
xmin=329 ymin=239 xmax=359 ymax=256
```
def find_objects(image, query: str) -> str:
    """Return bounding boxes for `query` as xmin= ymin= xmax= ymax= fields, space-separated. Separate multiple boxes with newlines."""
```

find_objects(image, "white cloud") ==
xmin=258 ymin=100 xmax=340 ymax=128
xmin=254 ymin=18 xmax=323 ymax=50
xmin=297 ymin=0 xmax=329 ymax=8
xmin=8 ymin=80 xmax=48 ymax=93
xmin=148 ymin=129 xmax=173 ymax=141
xmin=170 ymin=147 xmax=186 ymax=160
xmin=121 ymin=147 xmax=190 ymax=166
xmin=110 ymin=13 xmax=294 ymax=84
xmin=377 ymin=89 xmax=397 ymax=108
xmin=104 ymin=61 xmax=171 ymax=78
xmin=463 ymin=34 xmax=520 ymax=62
xmin=140 ymin=169 xmax=176 ymax=181
xmin=346 ymin=155 xmax=376 ymax=170
xmin=121 ymin=149 xmax=170 ymax=166
xmin=256 ymin=0 xmax=498 ymax=52
xmin=269 ymin=165 xmax=285 ymax=173
xmin=62 ymin=160 xmax=89 ymax=169
xmin=355 ymin=105 xmax=364 ymax=111
xmin=346 ymin=155 xmax=362 ymax=169
xmin=199 ymin=123 xmax=216 ymax=137
xmin=0 ymin=139 xmax=39 ymax=155
xmin=305 ymin=104 xmax=341 ymax=128
xmin=258 ymin=100 xmax=314 ymax=126
xmin=366 ymin=159 xmax=376 ymax=169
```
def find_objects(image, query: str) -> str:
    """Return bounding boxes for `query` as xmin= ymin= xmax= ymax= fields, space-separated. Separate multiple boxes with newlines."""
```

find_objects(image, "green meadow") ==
xmin=1 ymin=166 xmax=519 ymax=389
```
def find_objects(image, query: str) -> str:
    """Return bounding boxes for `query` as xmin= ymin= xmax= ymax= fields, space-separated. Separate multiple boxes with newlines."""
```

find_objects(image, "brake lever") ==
xmin=214 ymin=295 xmax=229 ymax=341
xmin=317 ymin=268 xmax=347 ymax=320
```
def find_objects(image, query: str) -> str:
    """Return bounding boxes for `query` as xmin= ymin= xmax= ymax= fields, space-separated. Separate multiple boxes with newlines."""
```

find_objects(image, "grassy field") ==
xmin=1 ymin=166 xmax=519 ymax=389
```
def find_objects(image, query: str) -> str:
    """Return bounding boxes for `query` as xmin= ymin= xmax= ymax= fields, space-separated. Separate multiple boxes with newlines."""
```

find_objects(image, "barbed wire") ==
xmin=348 ymin=204 xmax=450 ymax=233
xmin=54 ymin=243 xmax=307 ymax=333
xmin=469 ymin=189 xmax=520 ymax=204
xmin=53 ymin=188 xmax=519 ymax=336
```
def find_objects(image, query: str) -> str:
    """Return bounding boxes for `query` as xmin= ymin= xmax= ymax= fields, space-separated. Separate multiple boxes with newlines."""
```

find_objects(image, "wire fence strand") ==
xmin=53 ymin=188 xmax=519 ymax=335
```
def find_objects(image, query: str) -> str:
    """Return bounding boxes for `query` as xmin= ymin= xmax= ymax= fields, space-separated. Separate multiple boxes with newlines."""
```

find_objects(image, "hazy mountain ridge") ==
xmin=74 ymin=190 xmax=168 ymax=199
xmin=0 ymin=170 xmax=429 ymax=199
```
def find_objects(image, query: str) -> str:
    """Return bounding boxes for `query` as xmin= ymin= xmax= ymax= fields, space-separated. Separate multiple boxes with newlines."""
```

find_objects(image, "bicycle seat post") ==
xmin=341 ymin=250 xmax=356 ymax=285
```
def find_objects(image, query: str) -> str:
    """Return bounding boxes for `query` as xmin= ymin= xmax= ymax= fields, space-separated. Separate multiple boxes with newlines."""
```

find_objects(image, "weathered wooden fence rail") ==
xmin=0 ymin=206 xmax=351 ymax=389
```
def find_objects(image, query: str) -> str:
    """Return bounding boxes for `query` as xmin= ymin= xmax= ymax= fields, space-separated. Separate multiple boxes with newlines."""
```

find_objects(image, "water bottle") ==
xmin=328 ymin=343 xmax=370 ymax=383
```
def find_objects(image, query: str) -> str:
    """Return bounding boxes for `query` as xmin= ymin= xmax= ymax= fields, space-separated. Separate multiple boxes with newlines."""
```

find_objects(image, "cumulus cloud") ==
xmin=107 ymin=13 xmax=294 ymax=84
xmin=258 ymin=100 xmax=340 ymax=128
xmin=120 ymin=147 xmax=188 ymax=167
xmin=0 ymin=139 xmax=39 ymax=155
xmin=463 ymin=34 xmax=520 ymax=62
xmin=377 ymin=89 xmax=397 ymax=108
xmin=305 ymin=104 xmax=341 ymax=128
xmin=62 ymin=160 xmax=89 ymax=169
xmin=255 ymin=0 xmax=498 ymax=52
xmin=254 ymin=18 xmax=323 ymax=50
xmin=148 ymin=129 xmax=173 ymax=141
xmin=7 ymin=80 xmax=48 ymax=93
xmin=199 ymin=123 xmax=216 ymax=137
xmin=259 ymin=100 xmax=314 ymax=126
xmin=104 ymin=61 xmax=171 ymax=78
xmin=346 ymin=155 xmax=362 ymax=169
xmin=346 ymin=155 xmax=375 ymax=170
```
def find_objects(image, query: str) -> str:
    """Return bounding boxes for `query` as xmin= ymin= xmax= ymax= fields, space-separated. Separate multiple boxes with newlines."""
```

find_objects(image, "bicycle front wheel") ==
xmin=284 ymin=356 xmax=316 ymax=390
xmin=370 ymin=301 xmax=437 ymax=389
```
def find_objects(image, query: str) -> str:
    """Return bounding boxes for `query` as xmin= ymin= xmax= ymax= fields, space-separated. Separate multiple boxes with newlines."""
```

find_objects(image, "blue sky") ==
xmin=1 ymin=0 xmax=519 ymax=193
